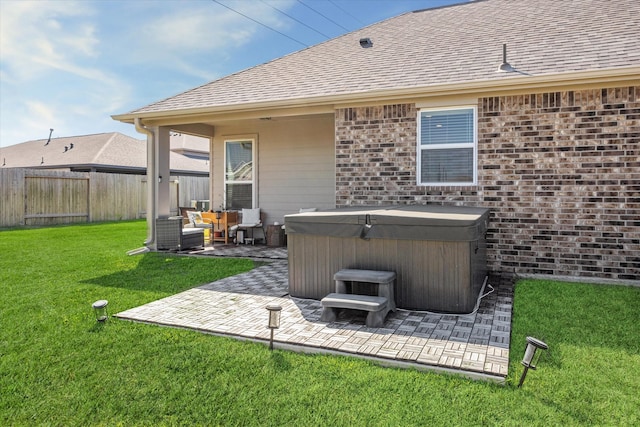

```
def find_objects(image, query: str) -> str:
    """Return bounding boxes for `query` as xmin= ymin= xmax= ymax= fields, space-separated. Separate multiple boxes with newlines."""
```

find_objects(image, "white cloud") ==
xmin=127 ymin=0 xmax=295 ymax=77
xmin=0 ymin=0 xmax=134 ymax=146
xmin=0 ymin=1 xmax=98 ymax=80
xmin=1 ymin=100 xmax=62 ymax=145
xmin=24 ymin=101 xmax=57 ymax=124
xmin=0 ymin=1 xmax=131 ymax=91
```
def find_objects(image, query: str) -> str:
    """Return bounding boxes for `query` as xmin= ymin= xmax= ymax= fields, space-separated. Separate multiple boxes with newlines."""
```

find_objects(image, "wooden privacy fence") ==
xmin=0 ymin=168 xmax=209 ymax=227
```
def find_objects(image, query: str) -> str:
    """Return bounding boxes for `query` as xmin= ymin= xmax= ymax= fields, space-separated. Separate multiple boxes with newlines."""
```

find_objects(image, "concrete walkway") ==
xmin=116 ymin=245 xmax=513 ymax=382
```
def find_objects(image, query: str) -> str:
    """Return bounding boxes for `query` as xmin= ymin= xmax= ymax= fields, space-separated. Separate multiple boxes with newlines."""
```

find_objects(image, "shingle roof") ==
xmin=0 ymin=132 xmax=208 ymax=175
xmin=126 ymin=0 xmax=640 ymax=116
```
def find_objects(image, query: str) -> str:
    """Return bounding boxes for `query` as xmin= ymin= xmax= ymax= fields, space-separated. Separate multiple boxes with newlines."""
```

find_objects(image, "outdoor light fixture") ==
xmin=92 ymin=300 xmax=109 ymax=322
xmin=266 ymin=304 xmax=282 ymax=350
xmin=359 ymin=37 xmax=373 ymax=48
xmin=518 ymin=336 xmax=548 ymax=387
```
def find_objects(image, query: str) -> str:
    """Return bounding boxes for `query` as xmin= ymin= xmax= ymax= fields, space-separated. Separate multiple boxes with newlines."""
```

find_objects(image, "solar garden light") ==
xmin=518 ymin=336 xmax=548 ymax=387
xmin=92 ymin=300 xmax=109 ymax=322
xmin=266 ymin=304 xmax=282 ymax=350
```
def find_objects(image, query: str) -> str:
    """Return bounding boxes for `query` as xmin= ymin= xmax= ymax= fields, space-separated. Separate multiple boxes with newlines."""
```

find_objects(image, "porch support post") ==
xmin=156 ymin=126 xmax=171 ymax=218
xmin=134 ymin=118 xmax=156 ymax=249
xmin=207 ymin=136 xmax=215 ymax=209
xmin=146 ymin=130 xmax=156 ymax=248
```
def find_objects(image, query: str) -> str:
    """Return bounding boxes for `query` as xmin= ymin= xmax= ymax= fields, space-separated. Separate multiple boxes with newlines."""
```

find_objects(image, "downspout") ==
xmin=135 ymin=118 xmax=156 ymax=248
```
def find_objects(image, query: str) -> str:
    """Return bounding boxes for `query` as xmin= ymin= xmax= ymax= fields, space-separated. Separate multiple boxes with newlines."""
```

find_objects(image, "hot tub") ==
xmin=285 ymin=205 xmax=490 ymax=313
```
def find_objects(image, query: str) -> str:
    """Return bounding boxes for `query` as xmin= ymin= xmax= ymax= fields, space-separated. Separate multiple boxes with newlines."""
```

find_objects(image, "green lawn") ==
xmin=1 ymin=221 xmax=638 ymax=426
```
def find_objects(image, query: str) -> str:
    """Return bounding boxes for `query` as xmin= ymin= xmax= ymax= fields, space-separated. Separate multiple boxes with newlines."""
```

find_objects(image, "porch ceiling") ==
xmin=145 ymin=110 xmax=335 ymax=139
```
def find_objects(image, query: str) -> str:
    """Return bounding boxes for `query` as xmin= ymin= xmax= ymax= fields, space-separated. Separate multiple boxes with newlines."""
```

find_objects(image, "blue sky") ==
xmin=0 ymin=0 xmax=462 ymax=147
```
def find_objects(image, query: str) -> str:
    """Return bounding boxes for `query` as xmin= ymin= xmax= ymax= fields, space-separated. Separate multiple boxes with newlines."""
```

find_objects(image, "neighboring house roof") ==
xmin=116 ymin=0 xmax=640 ymax=120
xmin=0 ymin=132 xmax=209 ymax=176
xmin=169 ymin=133 xmax=210 ymax=160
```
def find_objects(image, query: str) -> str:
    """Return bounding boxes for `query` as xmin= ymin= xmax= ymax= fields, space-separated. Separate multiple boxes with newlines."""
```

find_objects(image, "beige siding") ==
xmin=212 ymin=114 xmax=335 ymax=224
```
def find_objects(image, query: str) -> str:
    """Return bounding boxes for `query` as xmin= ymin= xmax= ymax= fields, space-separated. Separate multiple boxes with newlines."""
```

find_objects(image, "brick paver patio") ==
xmin=116 ymin=245 xmax=513 ymax=382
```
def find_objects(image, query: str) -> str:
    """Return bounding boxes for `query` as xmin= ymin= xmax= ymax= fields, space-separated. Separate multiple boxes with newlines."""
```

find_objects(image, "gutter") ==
xmin=134 ymin=118 xmax=156 ymax=248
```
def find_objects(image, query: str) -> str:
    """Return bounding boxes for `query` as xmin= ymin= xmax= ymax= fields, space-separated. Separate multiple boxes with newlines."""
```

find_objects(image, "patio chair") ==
xmin=156 ymin=216 xmax=204 ymax=251
xmin=230 ymin=208 xmax=265 ymax=244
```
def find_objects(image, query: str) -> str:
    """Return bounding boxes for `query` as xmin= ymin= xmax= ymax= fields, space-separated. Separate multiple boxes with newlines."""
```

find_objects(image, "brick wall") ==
xmin=334 ymin=86 xmax=640 ymax=282
xmin=336 ymin=105 xmax=418 ymax=205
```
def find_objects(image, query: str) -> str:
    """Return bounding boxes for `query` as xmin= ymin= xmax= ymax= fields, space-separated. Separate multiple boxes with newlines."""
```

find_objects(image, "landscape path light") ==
xmin=92 ymin=300 xmax=109 ymax=322
xmin=266 ymin=304 xmax=282 ymax=350
xmin=518 ymin=336 xmax=548 ymax=387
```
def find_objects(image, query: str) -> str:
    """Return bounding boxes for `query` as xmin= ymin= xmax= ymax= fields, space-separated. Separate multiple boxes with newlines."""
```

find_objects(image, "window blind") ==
xmin=420 ymin=108 xmax=474 ymax=146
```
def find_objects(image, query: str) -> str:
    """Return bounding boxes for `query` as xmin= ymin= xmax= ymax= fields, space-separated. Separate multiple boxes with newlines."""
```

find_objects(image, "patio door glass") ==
xmin=224 ymin=139 xmax=255 ymax=209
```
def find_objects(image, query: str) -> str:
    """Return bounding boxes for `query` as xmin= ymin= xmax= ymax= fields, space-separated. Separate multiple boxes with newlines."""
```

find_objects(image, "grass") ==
xmin=1 ymin=220 xmax=639 ymax=426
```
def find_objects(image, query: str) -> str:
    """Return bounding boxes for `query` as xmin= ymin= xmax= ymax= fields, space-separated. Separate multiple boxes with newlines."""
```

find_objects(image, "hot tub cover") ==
xmin=285 ymin=205 xmax=490 ymax=241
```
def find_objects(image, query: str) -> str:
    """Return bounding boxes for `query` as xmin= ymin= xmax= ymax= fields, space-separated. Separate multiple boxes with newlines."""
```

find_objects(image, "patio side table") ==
xmin=266 ymin=224 xmax=285 ymax=247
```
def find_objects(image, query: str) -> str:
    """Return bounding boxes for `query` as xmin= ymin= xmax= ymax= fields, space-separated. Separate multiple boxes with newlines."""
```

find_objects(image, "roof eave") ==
xmin=112 ymin=66 xmax=640 ymax=124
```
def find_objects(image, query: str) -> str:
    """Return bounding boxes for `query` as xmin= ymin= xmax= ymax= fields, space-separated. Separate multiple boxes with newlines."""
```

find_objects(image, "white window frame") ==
xmin=417 ymin=106 xmax=477 ymax=186
xmin=223 ymin=137 xmax=257 ymax=209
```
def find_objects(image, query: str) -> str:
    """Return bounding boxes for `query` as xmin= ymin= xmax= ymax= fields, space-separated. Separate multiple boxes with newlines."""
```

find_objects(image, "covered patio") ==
xmin=116 ymin=244 xmax=513 ymax=383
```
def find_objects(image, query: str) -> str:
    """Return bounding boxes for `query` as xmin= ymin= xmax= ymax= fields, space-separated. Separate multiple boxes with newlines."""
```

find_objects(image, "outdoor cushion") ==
xmin=187 ymin=211 xmax=204 ymax=226
xmin=240 ymin=208 xmax=261 ymax=226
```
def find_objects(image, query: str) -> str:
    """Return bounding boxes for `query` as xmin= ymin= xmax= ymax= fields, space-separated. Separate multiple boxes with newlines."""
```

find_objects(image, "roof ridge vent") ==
xmin=497 ymin=43 xmax=515 ymax=72
xmin=359 ymin=37 xmax=373 ymax=48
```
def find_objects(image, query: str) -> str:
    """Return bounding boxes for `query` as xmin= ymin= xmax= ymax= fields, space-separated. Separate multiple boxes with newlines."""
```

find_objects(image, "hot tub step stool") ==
xmin=320 ymin=293 xmax=389 ymax=328
xmin=334 ymin=269 xmax=397 ymax=312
